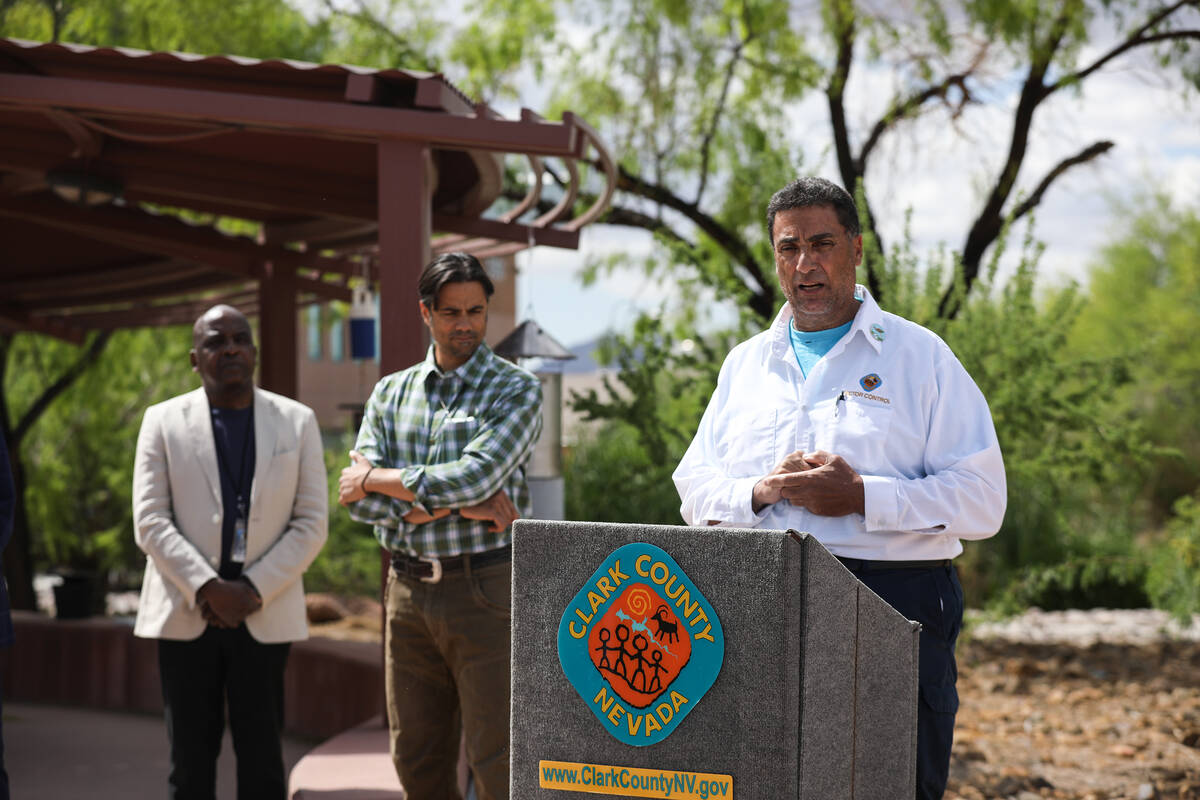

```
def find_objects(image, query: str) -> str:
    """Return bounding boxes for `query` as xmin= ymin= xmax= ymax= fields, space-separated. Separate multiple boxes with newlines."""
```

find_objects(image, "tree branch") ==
xmin=696 ymin=37 xmax=748 ymax=206
xmin=1050 ymin=0 xmax=1200 ymax=93
xmin=1010 ymin=140 xmax=1115 ymax=222
xmin=941 ymin=9 xmax=1073 ymax=318
xmin=615 ymin=164 xmax=775 ymax=320
xmin=822 ymin=3 xmax=887 ymax=301
xmin=601 ymin=206 xmax=695 ymax=248
xmin=13 ymin=331 xmax=112 ymax=447
xmin=826 ymin=2 xmax=858 ymax=191
xmin=857 ymin=64 xmax=980 ymax=166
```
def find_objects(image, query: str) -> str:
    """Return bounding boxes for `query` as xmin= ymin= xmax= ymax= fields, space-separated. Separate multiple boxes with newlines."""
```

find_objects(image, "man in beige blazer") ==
xmin=133 ymin=304 xmax=327 ymax=800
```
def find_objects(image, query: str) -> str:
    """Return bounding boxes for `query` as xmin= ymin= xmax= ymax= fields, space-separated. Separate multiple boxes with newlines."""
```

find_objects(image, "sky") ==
xmin=510 ymin=41 xmax=1200 ymax=348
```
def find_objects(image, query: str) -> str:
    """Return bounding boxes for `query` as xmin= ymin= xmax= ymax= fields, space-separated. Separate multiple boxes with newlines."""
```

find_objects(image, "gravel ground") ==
xmin=952 ymin=609 xmax=1200 ymax=800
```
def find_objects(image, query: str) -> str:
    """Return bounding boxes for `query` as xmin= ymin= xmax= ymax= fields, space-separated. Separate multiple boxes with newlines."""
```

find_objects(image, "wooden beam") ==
xmin=431 ymin=214 xmax=579 ymax=250
xmin=378 ymin=140 xmax=430 ymax=376
xmin=0 ymin=74 xmax=581 ymax=156
xmin=0 ymin=260 xmax=207 ymax=298
xmin=0 ymin=195 xmax=366 ymax=281
xmin=258 ymin=260 xmax=298 ymax=398
xmin=0 ymin=308 xmax=86 ymax=343
xmin=18 ymin=273 xmax=236 ymax=311
xmin=261 ymin=218 xmax=377 ymax=247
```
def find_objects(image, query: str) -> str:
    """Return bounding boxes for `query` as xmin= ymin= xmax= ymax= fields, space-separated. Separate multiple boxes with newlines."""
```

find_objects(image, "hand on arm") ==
xmin=757 ymin=450 xmax=865 ymax=517
xmin=338 ymin=450 xmax=415 ymax=506
xmin=459 ymin=489 xmax=520 ymax=533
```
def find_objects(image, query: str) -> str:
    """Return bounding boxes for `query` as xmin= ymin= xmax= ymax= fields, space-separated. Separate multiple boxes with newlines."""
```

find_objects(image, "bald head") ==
xmin=190 ymin=304 xmax=256 ymax=408
xmin=193 ymin=304 xmax=249 ymax=348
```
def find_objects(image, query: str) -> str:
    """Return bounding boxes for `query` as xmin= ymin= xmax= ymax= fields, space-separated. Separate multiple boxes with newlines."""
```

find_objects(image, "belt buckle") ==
xmin=419 ymin=555 xmax=443 ymax=584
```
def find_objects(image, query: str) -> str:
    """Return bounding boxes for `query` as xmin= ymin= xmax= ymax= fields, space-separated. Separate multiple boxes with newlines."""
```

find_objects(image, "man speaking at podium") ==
xmin=673 ymin=177 xmax=1006 ymax=800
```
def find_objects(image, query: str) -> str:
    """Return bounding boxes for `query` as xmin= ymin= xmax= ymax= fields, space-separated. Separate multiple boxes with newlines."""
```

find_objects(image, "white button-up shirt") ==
xmin=673 ymin=287 xmax=1006 ymax=561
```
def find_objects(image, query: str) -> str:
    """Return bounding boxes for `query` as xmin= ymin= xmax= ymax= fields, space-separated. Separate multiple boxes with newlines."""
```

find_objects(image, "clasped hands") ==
xmin=337 ymin=451 xmax=519 ymax=533
xmin=750 ymin=449 xmax=865 ymax=517
xmin=197 ymin=578 xmax=261 ymax=628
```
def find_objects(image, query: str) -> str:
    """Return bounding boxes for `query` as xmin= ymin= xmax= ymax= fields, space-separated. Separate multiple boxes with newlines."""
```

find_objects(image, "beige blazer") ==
xmin=132 ymin=387 xmax=328 ymax=642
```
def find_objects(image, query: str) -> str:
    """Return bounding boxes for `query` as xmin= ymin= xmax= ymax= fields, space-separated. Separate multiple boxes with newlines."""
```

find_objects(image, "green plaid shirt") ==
xmin=348 ymin=343 xmax=543 ymax=557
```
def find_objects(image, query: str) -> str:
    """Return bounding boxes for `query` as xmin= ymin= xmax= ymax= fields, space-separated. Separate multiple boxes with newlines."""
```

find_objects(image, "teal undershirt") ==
xmin=789 ymin=319 xmax=854 ymax=378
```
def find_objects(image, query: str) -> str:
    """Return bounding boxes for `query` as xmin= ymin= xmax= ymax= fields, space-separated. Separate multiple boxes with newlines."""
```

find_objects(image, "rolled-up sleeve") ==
xmin=347 ymin=380 xmax=412 ymax=526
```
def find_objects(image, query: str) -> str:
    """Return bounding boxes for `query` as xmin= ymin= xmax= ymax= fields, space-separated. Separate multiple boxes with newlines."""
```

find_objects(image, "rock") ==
xmin=305 ymin=593 xmax=349 ymax=623
xmin=1135 ymin=783 xmax=1156 ymax=800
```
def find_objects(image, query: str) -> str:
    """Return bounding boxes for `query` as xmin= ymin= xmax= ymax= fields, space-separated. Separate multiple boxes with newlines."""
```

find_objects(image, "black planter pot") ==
xmin=53 ymin=573 xmax=100 ymax=619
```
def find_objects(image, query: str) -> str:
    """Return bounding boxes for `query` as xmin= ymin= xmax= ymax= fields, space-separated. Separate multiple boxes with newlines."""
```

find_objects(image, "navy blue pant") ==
xmin=845 ymin=563 xmax=963 ymax=800
xmin=158 ymin=625 xmax=290 ymax=800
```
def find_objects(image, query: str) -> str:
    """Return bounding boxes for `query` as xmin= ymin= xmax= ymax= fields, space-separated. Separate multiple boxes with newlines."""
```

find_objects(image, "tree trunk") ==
xmin=3 ymin=452 xmax=35 ymax=611
xmin=0 ymin=330 xmax=113 ymax=610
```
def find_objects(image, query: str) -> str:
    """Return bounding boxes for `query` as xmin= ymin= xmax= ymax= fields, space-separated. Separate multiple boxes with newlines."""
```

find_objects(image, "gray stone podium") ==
xmin=510 ymin=519 xmax=920 ymax=798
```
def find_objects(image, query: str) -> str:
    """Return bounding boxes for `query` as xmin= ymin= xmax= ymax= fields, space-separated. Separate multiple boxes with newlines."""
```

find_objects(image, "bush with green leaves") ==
xmin=1145 ymin=494 xmax=1200 ymax=625
xmin=564 ymin=420 xmax=683 ymax=526
xmin=304 ymin=439 xmax=385 ymax=597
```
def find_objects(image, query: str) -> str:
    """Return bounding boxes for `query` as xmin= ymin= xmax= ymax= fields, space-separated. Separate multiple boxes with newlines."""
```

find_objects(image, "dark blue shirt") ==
xmin=210 ymin=405 xmax=255 ymax=580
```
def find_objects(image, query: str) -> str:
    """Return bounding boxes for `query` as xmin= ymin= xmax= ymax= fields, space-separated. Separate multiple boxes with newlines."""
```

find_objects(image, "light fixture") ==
xmin=45 ymin=169 xmax=124 ymax=206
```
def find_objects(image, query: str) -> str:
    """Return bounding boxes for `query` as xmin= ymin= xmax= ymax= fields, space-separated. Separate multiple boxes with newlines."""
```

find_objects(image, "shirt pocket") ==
xmin=814 ymin=399 xmax=894 ymax=471
xmin=715 ymin=409 xmax=777 ymax=478
xmin=431 ymin=415 xmax=480 ymax=462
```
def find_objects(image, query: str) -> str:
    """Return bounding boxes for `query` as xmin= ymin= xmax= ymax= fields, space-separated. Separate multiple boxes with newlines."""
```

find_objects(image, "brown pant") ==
xmin=384 ymin=558 xmax=512 ymax=800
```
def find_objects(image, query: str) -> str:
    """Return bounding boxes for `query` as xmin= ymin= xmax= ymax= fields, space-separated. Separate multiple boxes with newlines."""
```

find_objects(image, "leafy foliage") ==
xmin=563 ymin=421 xmax=683 ymax=526
xmin=1145 ymin=494 xmax=1200 ymax=624
xmin=9 ymin=328 xmax=195 ymax=581
xmin=1067 ymin=195 xmax=1200 ymax=520
xmin=305 ymin=436 xmax=385 ymax=596
xmin=0 ymin=0 xmax=331 ymax=58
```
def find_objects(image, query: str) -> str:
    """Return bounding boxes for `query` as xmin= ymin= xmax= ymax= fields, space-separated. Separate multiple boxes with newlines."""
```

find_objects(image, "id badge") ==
xmin=231 ymin=515 xmax=247 ymax=563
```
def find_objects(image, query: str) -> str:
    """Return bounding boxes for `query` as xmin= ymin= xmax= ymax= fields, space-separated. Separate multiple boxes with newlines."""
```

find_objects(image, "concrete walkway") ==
xmin=5 ymin=701 xmax=315 ymax=799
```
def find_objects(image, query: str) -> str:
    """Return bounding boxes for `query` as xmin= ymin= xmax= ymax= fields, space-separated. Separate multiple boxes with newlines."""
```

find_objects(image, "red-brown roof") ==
xmin=0 ymin=37 xmax=614 ymax=339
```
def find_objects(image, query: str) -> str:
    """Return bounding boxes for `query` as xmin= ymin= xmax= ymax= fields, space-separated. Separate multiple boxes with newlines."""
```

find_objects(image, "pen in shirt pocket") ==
xmin=835 ymin=391 xmax=847 ymax=417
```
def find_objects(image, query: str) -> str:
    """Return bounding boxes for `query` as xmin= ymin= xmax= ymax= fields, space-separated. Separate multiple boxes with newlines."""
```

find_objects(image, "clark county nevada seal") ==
xmin=557 ymin=543 xmax=725 ymax=747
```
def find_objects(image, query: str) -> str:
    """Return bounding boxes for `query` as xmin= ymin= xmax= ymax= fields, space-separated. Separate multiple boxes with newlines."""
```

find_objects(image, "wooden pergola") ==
xmin=0 ymin=38 xmax=615 ymax=395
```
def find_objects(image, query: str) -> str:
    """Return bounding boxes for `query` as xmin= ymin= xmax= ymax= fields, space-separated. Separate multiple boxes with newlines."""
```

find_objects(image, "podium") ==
xmin=510 ymin=520 xmax=920 ymax=799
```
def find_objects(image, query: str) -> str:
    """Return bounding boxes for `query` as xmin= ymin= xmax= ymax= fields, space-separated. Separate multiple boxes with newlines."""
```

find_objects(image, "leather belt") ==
xmin=390 ymin=545 xmax=512 ymax=584
xmin=836 ymin=556 xmax=951 ymax=572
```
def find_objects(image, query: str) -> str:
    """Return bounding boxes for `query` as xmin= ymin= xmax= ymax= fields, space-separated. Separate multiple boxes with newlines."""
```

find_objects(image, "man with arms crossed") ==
xmin=133 ymin=304 xmax=328 ymax=799
xmin=339 ymin=252 xmax=542 ymax=800
xmin=673 ymin=178 xmax=1006 ymax=800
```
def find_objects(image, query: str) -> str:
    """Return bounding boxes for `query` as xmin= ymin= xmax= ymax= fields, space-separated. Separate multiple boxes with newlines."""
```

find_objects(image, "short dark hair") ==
xmin=417 ymin=252 xmax=495 ymax=308
xmin=766 ymin=177 xmax=860 ymax=244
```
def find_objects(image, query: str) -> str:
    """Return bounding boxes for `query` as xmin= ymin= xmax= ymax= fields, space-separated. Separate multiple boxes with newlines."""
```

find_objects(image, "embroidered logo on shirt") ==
xmin=870 ymin=324 xmax=886 ymax=341
xmin=860 ymin=373 xmax=882 ymax=391
xmin=557 ymin=543 xmax=724 ymax=747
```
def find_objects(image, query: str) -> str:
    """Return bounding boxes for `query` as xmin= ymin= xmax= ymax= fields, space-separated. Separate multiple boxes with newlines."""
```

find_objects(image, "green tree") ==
xmin=0 ymin=331 xmax=111 ymax=609
xmin=1 ymin=328 xmax=194 ymax=608
xmin=1068 ymin=196 xmax=1200 ymax=519
xmin=0 ymin=0 xmax=331 ymax=58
